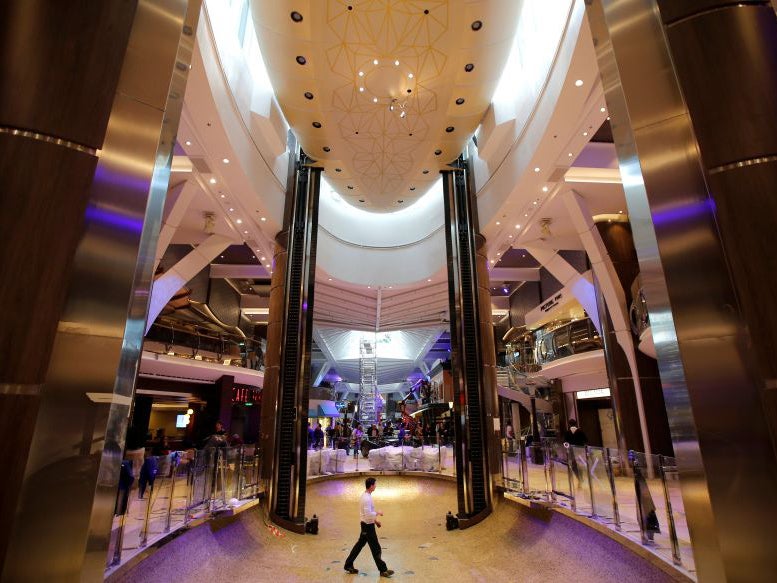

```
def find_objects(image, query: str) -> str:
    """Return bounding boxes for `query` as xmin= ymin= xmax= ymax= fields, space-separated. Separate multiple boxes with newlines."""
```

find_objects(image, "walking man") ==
xmin=344 ymin=477 xmax=394 ymax=578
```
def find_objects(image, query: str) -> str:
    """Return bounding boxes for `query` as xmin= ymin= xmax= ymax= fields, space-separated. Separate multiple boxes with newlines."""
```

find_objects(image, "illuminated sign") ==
xmin=576 ymin=388 xmax=611 ymax=400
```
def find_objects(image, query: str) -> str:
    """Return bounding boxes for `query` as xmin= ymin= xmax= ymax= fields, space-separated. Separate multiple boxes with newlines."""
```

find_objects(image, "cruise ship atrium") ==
xmin=1 ymin=1 xmax=776 ymax=582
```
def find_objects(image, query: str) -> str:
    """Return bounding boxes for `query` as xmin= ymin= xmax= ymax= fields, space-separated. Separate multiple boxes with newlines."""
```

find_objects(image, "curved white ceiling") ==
xmin=251 ymin=0 xmax=519 ymax=211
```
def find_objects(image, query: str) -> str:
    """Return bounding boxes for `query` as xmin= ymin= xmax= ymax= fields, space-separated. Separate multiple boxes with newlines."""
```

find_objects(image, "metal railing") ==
xmin=501 ymin=439 xmax=694 ymax=575
xmin=108 ymin=446 xmax=262 ymax=570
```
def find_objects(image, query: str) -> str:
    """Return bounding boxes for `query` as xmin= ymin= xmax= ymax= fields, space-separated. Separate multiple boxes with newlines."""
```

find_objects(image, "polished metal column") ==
xmin=442 ymin=154 xmax=498 ymax=526
xmin=586 ymin=1 xmax=777 ymax=580
xmin=0 ymin=1 xmax=199 ymax=580
xmin=260 ymin=142 xmax=320 ymax=533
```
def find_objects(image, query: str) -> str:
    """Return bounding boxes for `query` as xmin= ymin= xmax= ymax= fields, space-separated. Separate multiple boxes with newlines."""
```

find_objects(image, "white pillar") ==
xmin=154 ymin=178 xmax=199 ymax=271
xmin=145 ymin=233 xmax=236 ymax=333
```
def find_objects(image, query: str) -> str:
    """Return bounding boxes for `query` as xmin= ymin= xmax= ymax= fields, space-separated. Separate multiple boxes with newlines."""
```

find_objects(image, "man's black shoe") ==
xmin=344 ymin=567 xmax=359 ymax=574
xmin=380 ymin=570 xmax=394 ymax=578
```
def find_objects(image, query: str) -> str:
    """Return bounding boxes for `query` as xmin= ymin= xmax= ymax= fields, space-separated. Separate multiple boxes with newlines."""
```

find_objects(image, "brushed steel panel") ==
xmin=588 ymin=0 xmax=777 ymax=580
xmin=0 ymin=1 xmax=199 ymax=580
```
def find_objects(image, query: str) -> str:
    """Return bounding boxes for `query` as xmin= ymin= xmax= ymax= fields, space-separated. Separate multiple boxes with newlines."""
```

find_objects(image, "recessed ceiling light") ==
xmin=471 ymin=20 xmax=483 ymax=31
xmin=209 ymin=177 xmax=217 ymax=184
xmin=347 ymin=185 xmax=354 ymax=189
xmin=497 ymin=252 xmax=501 ymax=256
xmin=290 ymin=11 xmax=303 ymax=22
xmin=398 ymin=199 xmax=404 ymax=203
xmin=373 ymin=59 xmax=379 ymax=65
xmin=445 ymin=126 xmax=455 ymax=133
xmin=261 ymin=256 xmax=266 ymax=260
xmin=296 ymin=56 xmax=306 ymax=65
xmin=335 ymin=168 xmax=342 ymax=172
xmin=515 ymin=224 xmax=521 ymax=229
xmin=490 ymin=259 xmax=495 ymax=263
xmin=260 ymin=217 xmax=266 ymax=221
xmin=533 ymin=167 xmax=540 ymax=173
xmin=464 ymin=63 xmax=474 ymax=72
xmin=524 ymin=213 xmax=528 ymax=217
xmin=455 ymin=97 xmax=465 ymax=105
xmin=323 ymin=146 xmax=331 ymax=152
xmin=236 ymin=219 xmax=242 ymax=224
xmin=358 ymin=199 xmax=365 ymax=203
xmin=607 ymin=116 xmax=610 ymax=120
xmin=508 ymin=235 xmax=513 ymax=238
xmin=223 ymin=158 xmax=230 ymax=164
xmin=304 ymin=91 xmax=314 ymax=100
xmin=434 ymin=149 xmax=442 ymax=155
xmin=496 ymin=221 xmax=501 ymax=225
xmin=575 ymin=79 xmax=584 ymax=87
xmin=427 ymin=278 xmax=432 ymax=282
xmin=312 ymin=121 xmax=322 ymax=128
xmin=373 ymin=97 xmax=378 ymax=103
xmin=359 ymin=87 xmax=364 ymax=92
xmin=422 ymin=169 xmax=429 ymax=174
xmin=568 ymin=152 xmax=574 ymax=157
xmin=408 ymin=73 xmax=414 ymax=79
xmin=220 ymin=194 xmax=225 ymax=198
xmin=229 ymin=207 xmax=234 ymax=211
xmin=185 ymin=140 xmax=192 ymax=146
xmin=328 ymin=278 xmax=332 ymax=281
xmin=252 ymin=256 xmax=255 ymax=259
xmin=541 ymin=186 xmax=548 ymax=192
xmin=394 ymin=60 xmax=400 ymax=66
xmin=367 ymin=285 xmax=371 ymax=289
xmin=583 ymin=132 xmax=589 ymax=137
xmin=388 ymin=286 xmax=393 ymax=289
xmin=600 ymin=107 xmax=606 ymax=113
xmin=244 ymin=230 xmax=248 ymax=234
xmin=358 ymin=71 xmax=364 ymax=77
xmin=409 ymin=186 xmax=415 ymax=191
xmin=220 ymin=255 xmax=224 ymax=259
xmin=619 ymin=210 xmax=623 ymax=214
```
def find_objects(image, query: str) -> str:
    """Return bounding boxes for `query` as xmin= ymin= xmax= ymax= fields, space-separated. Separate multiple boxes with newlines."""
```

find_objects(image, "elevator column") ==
xmin=587 ymin=1 xmax=777 ymax=580
xmin=442 ymin=155 xmax=500 ymax=527
xmin=259 ymin=142 xmax=321 ymax=533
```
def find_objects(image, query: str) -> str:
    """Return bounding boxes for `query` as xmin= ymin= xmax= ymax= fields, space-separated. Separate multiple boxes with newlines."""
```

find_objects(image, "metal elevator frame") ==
xmin=442 ymin=155 xmax=494 ymax=525
xmin=269 ymin=149 xmax=321 ymax=532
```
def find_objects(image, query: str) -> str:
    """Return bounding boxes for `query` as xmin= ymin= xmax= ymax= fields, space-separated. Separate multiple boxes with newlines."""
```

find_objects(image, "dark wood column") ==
xmin=0 ymin=1 xmax=200 ymax=579
xmin=595 ymin=220 xmax=673 ymax=456
xmin=587 ymin=1 xmax=777 ymax=579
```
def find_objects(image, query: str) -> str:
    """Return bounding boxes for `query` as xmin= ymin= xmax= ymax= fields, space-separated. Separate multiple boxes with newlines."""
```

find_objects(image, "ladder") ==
xmin=358 ymin=335 xmax=378 ymax=424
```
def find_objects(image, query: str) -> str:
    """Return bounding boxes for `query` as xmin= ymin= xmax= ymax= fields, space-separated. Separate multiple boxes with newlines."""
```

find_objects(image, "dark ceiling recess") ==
xmin=296 ymin=55 xmax=306 ymax=65
xmin=471 ymin=20 xmax=483 ymax=31
xmin=434 ymin=149 xmax=442 ymax=155
xmin=212 ymin=243 xmax=261 ymax=265
xmin=323 ymin=146 xmax=331 ymax=152
xmin=591 ymin=119 xmax=613 ymax=143
xmin=465 ymin=63 xmax=474 ymax=72
xmin=312 ymin=121 xmax=322 ymax=128
xmin=290 ymin=11 xmax=303 ymax=22
xmin=455 ymin=97 xmax=465 ymax=105
xmin=494 ymin=247 xmax=540 ymax=269
xmin=445 ymin=126 xmax=454 ymax=133
xmin=304 ymin=92 xmax=314 ymax=100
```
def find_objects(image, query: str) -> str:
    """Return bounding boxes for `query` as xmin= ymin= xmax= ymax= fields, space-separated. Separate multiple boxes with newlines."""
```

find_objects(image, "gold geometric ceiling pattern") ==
xmin=251 ymin=0 xmax=519 ymax=211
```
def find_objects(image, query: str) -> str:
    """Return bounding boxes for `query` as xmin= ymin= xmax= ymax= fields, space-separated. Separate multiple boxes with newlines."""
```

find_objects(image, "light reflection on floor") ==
xmin=116 ymin=476 xmax=675 ymax=583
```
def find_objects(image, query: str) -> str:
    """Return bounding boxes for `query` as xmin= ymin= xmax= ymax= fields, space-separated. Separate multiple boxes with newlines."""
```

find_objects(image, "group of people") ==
xmin=307 ymin=417 xmax=456 ymax=455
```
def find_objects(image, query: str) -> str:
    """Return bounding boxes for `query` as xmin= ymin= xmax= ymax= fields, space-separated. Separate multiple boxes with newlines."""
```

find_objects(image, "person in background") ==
xmin=352 ymin=423 xmax=363 ymax=459
xmin=343 ymin=477 xmax=394 ymax=578
xmin=314 ymin=423 xmax=324 ymax=450
xmin=307 ymin=422 xmax=314 ymax=449
xmin=230 ymin=433 xmax=243 ymax=446
xmin=563 ymin=419 xmax=588 ymax=482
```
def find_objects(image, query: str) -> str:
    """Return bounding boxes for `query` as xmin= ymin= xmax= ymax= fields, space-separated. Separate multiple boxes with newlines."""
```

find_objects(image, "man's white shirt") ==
xmin=359 ymin=491 xmax=377 ymax=524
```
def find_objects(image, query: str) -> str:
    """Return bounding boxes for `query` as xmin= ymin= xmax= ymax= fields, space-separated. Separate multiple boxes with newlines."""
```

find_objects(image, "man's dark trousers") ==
xmin=344 ymin=522 xmax=387 ymax=572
